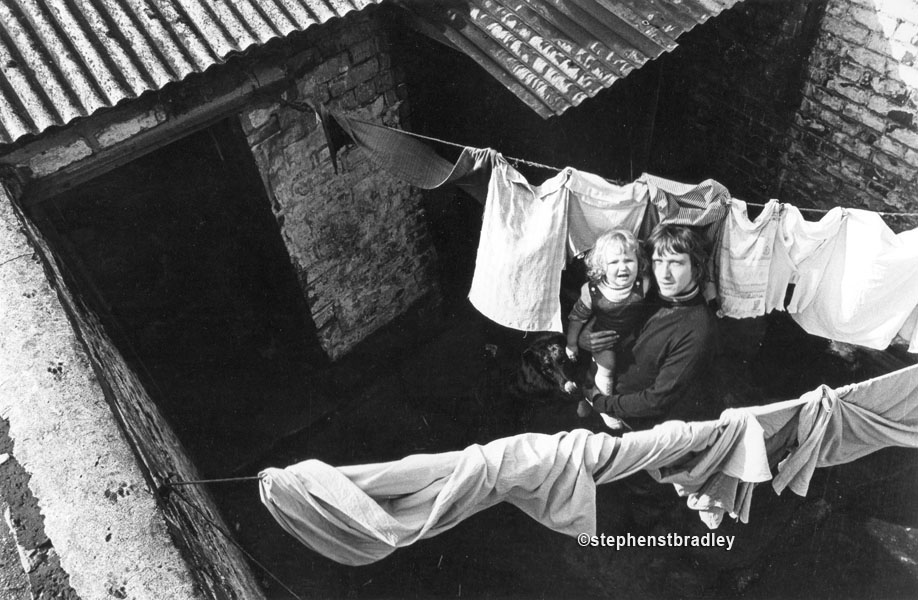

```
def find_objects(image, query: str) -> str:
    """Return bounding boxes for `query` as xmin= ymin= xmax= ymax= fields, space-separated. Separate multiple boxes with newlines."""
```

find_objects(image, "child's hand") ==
xmin=565 ymin=346 xmax=578 ymax=361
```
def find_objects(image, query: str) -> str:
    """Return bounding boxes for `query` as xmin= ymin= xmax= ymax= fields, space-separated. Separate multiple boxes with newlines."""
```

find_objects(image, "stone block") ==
xmin=829 ymin=80 xmax=871 ymax=105
xmin=841 ymin=102 xmax=886 ymax=131
xmin=339 ymin=90 xmax=359 ymax=110
xmin=315 ymin=53 xmax=351 ymax=84
xmin=375 ymin=70 xmax=395 ymax=93
xmin=243 ymin=105 xmax=278 ymax=134
xmin=328 ymin=74 xmax=354 ymax=98
xmin=823 ymin=15 xmax=870 ymax=45
xmin=838 ymin=62 xmax=864 ymax=83
xmin=27 ymin=139 xmax=92 ymax=177
xmin=95 ymin=107 xmax=166 ymax=147
xmin=349 ymin=39 xmax=378 ymax=65
xmin=868 ymin=95 xmax=896 ymax=115
xmin=876 ymin=134 xmax=909 ymax=157
xmin=872 ymin=146 xmax=914 ymax=179
xmin=864 ymin=33 xmax=894 ymax=57
xmin=889 ymin=126 xmax=918 ymax=151
xmin=355 ymin=81 xmax=377 ymax=106
xmin=848 ymin=47 xmax=890 ymax=74
xmin=848 ymin=6 xmax=884 ymax=32
xmin=347 ymin=58 xmax=380 ymax=88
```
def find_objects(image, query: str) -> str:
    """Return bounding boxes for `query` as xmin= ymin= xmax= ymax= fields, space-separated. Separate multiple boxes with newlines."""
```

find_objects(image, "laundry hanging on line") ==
xmin=325 ymin=113 xmax=918 ymax=351
xmin=258 ymin=362 xmax=918 ymax=565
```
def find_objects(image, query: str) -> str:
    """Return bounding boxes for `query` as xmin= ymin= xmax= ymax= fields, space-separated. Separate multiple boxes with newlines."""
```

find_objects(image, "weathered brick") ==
xmin=838 ymin=61 xmax=864 ymax=83
xmin=349 ymin=39 xmax=378 ymax=65
xmin=889 ymin=126 xmax=918 ymax=150
xmin=872 ymin=148 xmax=915 ymax=180
xmin=96 ymin=107 xmax=165 ymax=147
xmin=811 ymin=90 xmax=846 ymax=112
xmin=904 ymin=148 xmax=918 ymax=167
xmin=347 ymin=57 xmax=379 ymax=87
xmin=830 ymin=80 xmax=872 ymax=105
xmin=327 ymin=74 xmax=354 ymax=98
xmin=314 ymin=53 xmax=350 ymax=83
xmin=28 ymin=139 xmax=92 ymax=176
xmin=868 ymin=95 xmax=897 ymax=114
xmin=842 ymin=103 xmax=886 ymax=131
xmin=823 ymin=15 xmax=871 ymax=44
xmin=848 ymin=46 xmax=890 ymax=73
xmin=338 ymin=90 xmax=359 ymax=110
xmin=354 ymin=81 xmax=377 ymax=106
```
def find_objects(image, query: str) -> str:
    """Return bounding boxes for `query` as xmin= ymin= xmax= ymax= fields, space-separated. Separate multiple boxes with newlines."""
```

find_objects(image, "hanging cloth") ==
xmin=259 ymin=413 xmax=768 ymax=566
xmin=328 ymin=111 xmax=493 ymax=202
xmin=716 ymin=199 xmax=782 ymax=318
xmin=565 ymin=171 xmax=651 ymax=258
xmin=788 ymin=209 xmax=918 ymax=350
xmin=468 ymin=154 xmax=570 ymax=332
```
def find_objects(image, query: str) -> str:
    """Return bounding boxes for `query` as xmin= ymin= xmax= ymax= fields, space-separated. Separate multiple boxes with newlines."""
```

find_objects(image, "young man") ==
xmin=580 ymin=224 xmax=719 ymax=430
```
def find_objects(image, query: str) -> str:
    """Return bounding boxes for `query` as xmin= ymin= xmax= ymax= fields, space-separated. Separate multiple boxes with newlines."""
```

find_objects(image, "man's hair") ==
xmin=645 ymin=224 xmax=709 ymax=287
xmin=585 ymin=228 xmax=645 ymax=283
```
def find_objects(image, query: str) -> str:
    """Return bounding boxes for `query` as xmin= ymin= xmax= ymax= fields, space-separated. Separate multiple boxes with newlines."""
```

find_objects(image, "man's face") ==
xmin=652 ymin=250 xmax=695 ymax=298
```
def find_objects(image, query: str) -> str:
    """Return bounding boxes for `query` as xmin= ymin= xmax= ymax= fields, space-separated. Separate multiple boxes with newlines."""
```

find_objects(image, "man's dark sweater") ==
xmin=589 ymin=291 xmax=718 ymax=429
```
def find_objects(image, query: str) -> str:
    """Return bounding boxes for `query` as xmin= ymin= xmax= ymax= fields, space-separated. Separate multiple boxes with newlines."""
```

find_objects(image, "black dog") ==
xmin=517 ymin=333 xmax=580 ymax=399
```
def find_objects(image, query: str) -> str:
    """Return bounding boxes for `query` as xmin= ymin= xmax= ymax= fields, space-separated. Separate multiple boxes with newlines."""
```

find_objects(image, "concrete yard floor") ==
xmin=205 ymin=306 xmax=918 ymax=600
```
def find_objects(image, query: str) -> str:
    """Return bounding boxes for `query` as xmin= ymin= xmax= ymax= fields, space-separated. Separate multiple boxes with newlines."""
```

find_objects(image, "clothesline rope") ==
xmin=163 ymin=475 xmax=262 ymax=486
xmin=347 ymin=115 xmax=566 ymax=173
xmin=340 ymin=115 xmax=918 ymax=219
xmin=168 ymin=486 xmax=304 ymax=600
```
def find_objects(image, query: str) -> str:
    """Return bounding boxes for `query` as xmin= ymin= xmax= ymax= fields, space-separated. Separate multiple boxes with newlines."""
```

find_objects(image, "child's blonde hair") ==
xmin=585 ymin=229 xmax=644 ymax=284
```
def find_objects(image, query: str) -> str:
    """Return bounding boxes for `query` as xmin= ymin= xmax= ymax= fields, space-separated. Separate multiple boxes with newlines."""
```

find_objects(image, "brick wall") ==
xmin=240 ymin=10 xmax=440 ymax=360
xmin=782 ymin=0 xmax=918 ymax=223
xmin=655 ymin=0 xmax=917 ymax=227
xmin=650 ymin=0 xmax=826 ymax=199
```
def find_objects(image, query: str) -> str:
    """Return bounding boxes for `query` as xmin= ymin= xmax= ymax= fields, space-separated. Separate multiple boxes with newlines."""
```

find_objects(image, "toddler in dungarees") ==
xmin=565 ymin=229 xmax=648 ymax=419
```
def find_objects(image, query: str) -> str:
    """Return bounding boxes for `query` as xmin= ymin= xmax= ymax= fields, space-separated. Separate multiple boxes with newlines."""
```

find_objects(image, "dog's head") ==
xmin=519 ymin=333 xmax=579 ymax=397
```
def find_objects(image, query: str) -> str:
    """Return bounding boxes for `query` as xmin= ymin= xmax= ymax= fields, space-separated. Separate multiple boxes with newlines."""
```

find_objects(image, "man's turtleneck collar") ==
xmin=658 ymin=284 xmax=704 ymax=307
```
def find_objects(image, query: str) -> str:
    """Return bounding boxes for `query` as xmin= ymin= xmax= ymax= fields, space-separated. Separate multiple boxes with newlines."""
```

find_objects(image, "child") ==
xmin=565 ymin=229 xmax=648 ymax=420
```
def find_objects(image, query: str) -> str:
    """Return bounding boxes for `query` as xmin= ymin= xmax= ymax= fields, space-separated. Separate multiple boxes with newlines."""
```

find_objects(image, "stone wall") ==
xmin=241 ymin=10 xmax=440 ymax=360
xmin=649 ymin=0 xmax=828 ymax=199
xmin=0 ymin=185 xmax=263 ymax=599
xmin=654 ymin=0 xmax=917 ymax=227
xmin=782 ymin=0 xmax=918 ymax=222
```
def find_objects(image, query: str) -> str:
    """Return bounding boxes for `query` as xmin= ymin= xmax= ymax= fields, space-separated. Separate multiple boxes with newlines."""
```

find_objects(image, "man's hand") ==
xmin=577 ymin=328 xmax=619 ymax=353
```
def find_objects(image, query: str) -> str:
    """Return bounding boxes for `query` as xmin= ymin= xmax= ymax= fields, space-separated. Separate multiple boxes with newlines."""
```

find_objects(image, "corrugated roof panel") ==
xmin=405 ymin=0 xmax=744 ymax=117
xmin=0 ymin=0 xmax=746 ymax=146
xmin=0 ymin=0 xmax=381 ymax=146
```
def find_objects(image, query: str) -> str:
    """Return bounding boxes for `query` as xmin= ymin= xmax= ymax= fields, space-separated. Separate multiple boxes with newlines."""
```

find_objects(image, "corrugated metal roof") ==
xmin=0 ymin=0 xmax=744 ymax=146
xmin=0 ymin=0 xmax=382 ymax=145
xmin=401 ymin=0 xmax=745 ymax=118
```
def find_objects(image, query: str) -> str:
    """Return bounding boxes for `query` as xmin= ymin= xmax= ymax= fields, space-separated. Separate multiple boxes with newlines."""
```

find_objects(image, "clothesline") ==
xmin=344 ymin=116 xmax=918 ymax=219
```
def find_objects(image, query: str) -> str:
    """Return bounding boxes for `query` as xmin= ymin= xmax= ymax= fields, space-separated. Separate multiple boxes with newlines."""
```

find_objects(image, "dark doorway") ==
xmin=30 ymin=119 xmax=329 ymax=474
